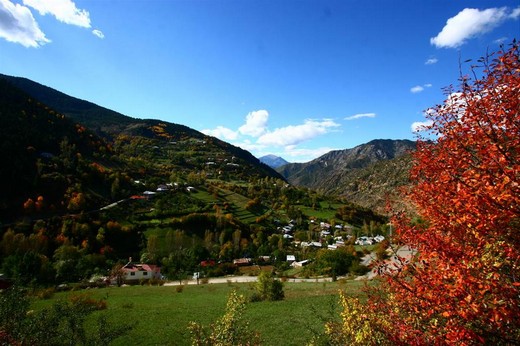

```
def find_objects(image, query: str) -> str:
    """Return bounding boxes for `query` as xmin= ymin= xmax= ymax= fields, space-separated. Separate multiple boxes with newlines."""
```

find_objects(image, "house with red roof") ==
xmin=122 ymin=258 xmax=161 ymax=282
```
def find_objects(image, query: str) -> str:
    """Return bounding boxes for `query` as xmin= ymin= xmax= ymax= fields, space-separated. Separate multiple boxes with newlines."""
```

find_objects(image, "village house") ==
xmin=233 ymin=258 xmax=252 ymax=266
xmin=122 ymin=258 xmax=161 ymax=282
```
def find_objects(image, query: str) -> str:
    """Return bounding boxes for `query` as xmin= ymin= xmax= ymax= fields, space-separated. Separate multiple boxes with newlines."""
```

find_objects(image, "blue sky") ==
xmin=1 ymin=1 xmax=519 ymax=162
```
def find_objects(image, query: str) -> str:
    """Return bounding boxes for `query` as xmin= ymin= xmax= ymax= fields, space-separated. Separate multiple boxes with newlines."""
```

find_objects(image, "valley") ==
xmin=0 ymin=74 xmax=398 ymax=289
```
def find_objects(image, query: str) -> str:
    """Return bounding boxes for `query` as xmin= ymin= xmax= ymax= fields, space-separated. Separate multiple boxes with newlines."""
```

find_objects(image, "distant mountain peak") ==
xmin=276 ymin=139 xmax=416 ymax=213
xmin=259 ymin=154 xmax=289 ymax=168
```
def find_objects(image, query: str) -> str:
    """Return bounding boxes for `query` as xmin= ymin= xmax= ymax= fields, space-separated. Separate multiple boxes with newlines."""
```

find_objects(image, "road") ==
xmin=163 ymin=275 xmax=336 ymax=286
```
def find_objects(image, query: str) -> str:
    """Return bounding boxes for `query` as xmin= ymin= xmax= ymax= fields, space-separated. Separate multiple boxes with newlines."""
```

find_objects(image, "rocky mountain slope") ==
xmin=277 ymin=139 xmax=416 ymax=213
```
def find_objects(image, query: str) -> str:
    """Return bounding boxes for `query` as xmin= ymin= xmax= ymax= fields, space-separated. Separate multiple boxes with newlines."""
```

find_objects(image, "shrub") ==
xmin=349 ymin=260 xmax=369 ymax=276
xmin=0 ymin=286 xmax=128 ymax=345
xmin=324 ymin=291 xmax=389 ymax=346
xmin=189 ymin=290 xmax=260 ymax=345
xmin=252 ymin=271 xmax=284 ymax=302
xmin=34 ymin=287 xmax=55 ymax=300
xmin=69 ymin=292 xmax=108 ymax=311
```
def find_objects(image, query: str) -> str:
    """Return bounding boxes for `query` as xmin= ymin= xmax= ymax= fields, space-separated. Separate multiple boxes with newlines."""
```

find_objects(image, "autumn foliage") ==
xmin=361 ymin=44 xmax=520 ymax=344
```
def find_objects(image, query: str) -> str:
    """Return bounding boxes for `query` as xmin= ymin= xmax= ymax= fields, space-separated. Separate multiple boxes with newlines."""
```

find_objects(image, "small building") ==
xmin=291 ymin=260 xmax=310 ymax=268
xmin=233 ymin=258 xmax=252 ymax=266
xmin=156 ymin=184 xmax=169 ymax=192
xmin=122 ymin=259 xmax=161 ymax=282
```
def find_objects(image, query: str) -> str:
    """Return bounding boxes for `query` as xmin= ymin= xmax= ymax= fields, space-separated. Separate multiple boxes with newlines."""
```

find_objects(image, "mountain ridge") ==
xmin=277 ymin=139 xmax=416 ymax=213
xmin=0 ymin=73 xmax=284 ymax=182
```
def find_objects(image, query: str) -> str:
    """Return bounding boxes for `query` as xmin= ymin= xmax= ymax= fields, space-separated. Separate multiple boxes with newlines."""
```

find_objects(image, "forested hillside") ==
xmin=0 ymin=75 xmax=388 ymax=287
xmin=0 ymin=78 xmax=120 ymax=218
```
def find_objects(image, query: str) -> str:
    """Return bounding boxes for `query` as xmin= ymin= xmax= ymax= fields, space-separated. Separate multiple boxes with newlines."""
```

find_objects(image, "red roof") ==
xmin=122 ymin=263 xmax=160 ymax=273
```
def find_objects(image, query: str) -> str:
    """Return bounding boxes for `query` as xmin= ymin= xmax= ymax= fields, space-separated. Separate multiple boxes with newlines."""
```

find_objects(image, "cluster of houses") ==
xmin=355 ymin=235 xmax=385 ymax=246
xmin=132 ymin=181 xmax=197 ymax=198
xmin=278 ymin=219 xmax=387 ymax=267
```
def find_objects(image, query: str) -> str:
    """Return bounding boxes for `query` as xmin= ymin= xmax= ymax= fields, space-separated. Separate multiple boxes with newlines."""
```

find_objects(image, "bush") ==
xmin=349 ymin=260 xmax=369 ymax=276
xmin=252 ymin=271 xmax=284 ymax=302
xmin=189 ymin=290 xmax=260 ymax=345
xmin=69 ymin=292 xmax=108 ymax=311
xmin=0 ymin=287 xmax=129 ymax=345
xmin=34 ymin=287 xmax=55 ymax=300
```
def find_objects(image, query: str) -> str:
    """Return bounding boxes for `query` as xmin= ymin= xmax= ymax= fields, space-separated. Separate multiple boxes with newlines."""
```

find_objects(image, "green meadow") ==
xmin=32 ymin=280 xmax=368 ymax=345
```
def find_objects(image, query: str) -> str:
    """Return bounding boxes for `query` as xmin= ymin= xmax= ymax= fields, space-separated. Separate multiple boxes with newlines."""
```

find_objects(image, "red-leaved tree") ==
xmin=370 ymin=43 xmax=520 ymax=345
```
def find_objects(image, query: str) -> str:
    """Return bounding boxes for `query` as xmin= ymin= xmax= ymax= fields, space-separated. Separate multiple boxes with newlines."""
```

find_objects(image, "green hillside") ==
xmin=0 ymin=75 xmax=387 ymax=288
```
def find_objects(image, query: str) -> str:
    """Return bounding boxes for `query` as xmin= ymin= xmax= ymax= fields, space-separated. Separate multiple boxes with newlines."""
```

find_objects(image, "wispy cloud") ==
xmin=282 ymin=146 xmax=337 ymax=162
xmin=92 ymin=29 xmax=104 ymax=39
xmin=344 ymin=112 xmax=376 ymax=121
xmin=494 ymin=36 xmax=508 ymax=44
xmin=425 ymin=57 xmax=438 ymax=65
xmin=410 ymin=83 xmax=432 ymax=93
xmin=238 ymin=110 xmax=268 ymax=137
xmin=431 ymin=7 xmax=520 ymax=48
xmin=257 ymin=119 xmax=340 ymax=147
xmin=201 ymin=126 xmax=238 ymax=141
xmin=23 ymin=0 xmax=91 ymax=27
xmin=411 ymin=86 xmax=424 ymax=93
xmin=0 ymin=0 xmax=49 ymax=47
xmin=202 ymin=111 xmax=340 ymax=162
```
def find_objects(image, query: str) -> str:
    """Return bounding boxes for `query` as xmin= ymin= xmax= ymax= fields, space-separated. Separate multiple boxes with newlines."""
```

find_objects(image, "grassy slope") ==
xmin=33 ymin=280 xmax=368 ymax=345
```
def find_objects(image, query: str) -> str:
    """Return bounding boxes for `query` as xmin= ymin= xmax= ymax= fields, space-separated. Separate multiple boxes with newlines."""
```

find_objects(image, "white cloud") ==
xmin=411 ymin=84 xmax=432 ymax=93
xmin=411 ymin=85 xmax=424 ymax=93
xmin=344 ymin=112 xmax=376 ymax=120
xmin=234 ymin=140 xmax=266 ymax=153
xmin=282 ymin=146 xmax=336 ymax=162
xmin=92 ymin=29 xmax=104 ymax=39
xmin=411 ymin=120 xmax=434 ymax=132
xmin=430 ymin=7 xmax=518 ymax=48
xmin=494 ymin=36 xmax=508 ymax=44
xmin=238 ymin=109 xmax=269 ymax=137
xmin=201 ymin=126 xmax=238 ymax=141
xmin=23 ymin=0 xmax=91 ymax=28
xmin=0 ymin=0 xmax=49 ymax=47
xmin=257 ymin=119 xmax=340 ymax=147
xmin=511 ymin=7 xmax=520 ymax=19
xmin=425 ymin=57 xmax=438 ymax=65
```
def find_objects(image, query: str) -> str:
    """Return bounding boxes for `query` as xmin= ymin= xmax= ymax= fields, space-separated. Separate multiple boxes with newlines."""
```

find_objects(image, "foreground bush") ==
xmin=251 ymin=271 xmax=284 ymax=302
xmin=189 ymin=290 xmax=260 ymax=346
xmin=0 ymin=287 xmax=129 ymax=345
xmin=323 ymin=291 xmax=390 ymax=346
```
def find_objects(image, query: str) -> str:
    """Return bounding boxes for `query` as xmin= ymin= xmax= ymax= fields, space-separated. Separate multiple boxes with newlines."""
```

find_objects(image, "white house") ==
xmin=291 ymin=260 xmax=310 ymax=267
xmin=122 ymin=260 xmax=161 ymax=282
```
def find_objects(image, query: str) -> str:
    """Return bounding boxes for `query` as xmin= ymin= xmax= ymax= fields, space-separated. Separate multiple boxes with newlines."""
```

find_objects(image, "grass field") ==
xmin=32 ymin=280 xmax=369 ymax=345
xmin=298 ymin=201 xmax=343 ymax=221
